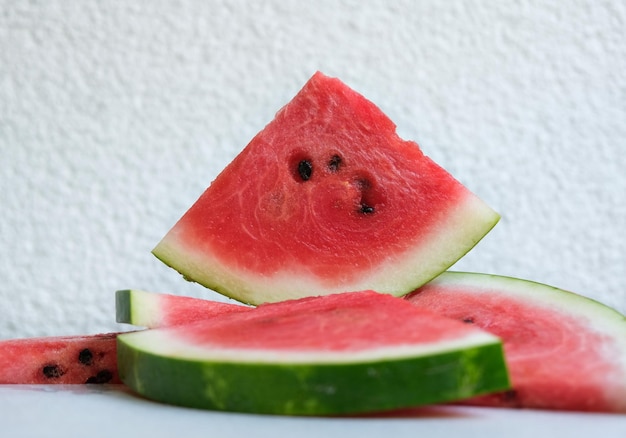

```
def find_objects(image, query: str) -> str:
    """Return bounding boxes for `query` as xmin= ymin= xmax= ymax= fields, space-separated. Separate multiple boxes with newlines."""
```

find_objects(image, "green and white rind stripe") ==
xmin=424 ymin=271 xmax=626 ymax=411
xmin=152 ymin=193 xmax=499 ymax=305
xmin=117 ymin=330 xmax=510 ymax=415
xmin=427 ymin=272 xmax=626 ymax=334
xmin=116 ymin=289 xmax=163 ymax=328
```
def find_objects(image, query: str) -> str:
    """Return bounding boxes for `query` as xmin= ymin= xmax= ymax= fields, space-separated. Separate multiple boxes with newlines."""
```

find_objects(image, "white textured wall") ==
xmin=1 ymin=0 xmax=624 ymax=339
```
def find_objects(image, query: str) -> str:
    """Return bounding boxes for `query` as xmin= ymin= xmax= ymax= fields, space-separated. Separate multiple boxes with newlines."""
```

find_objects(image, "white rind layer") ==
xmin=128 ymin=289 xmax=165 ymax=328
xmin=118 ymin=328 xmax=499 ymax=364
xmin=153 ymin=191 xmax=500 ymax=305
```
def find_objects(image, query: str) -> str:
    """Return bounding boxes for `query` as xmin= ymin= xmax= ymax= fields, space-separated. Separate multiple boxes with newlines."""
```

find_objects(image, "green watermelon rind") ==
xmin=117 ymin=330 xmax=510 ymax=415
xmin=115 ymin=289 xmax=133 ymax=325
xmin=152 ymin=193 xmax=500 ymax=305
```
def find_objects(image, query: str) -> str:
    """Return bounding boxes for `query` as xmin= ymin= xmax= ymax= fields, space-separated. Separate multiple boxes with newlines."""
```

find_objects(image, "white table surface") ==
xmin=1 ymin=384 xmax=624 ymax=438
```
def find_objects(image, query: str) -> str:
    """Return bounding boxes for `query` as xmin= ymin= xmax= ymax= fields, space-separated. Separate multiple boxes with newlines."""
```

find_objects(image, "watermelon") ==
xmin=405 ymin=272 xmax=626 ymax=413
xmin=152 ymin=72 xmax=499 ymax=305
xmin=116 ymin=289 xmax=249 ymax=328
xmin=0 ymin=333 xmax=121 ymax=384
xmin=117 ymin=291 xmax=510 ymax=415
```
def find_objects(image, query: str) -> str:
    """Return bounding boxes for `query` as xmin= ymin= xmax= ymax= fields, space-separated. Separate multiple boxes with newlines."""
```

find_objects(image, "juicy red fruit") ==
xmin=406 ymin=273 xmax=626 ymax=413
xmin=0 ymin=333 xmax=121 ymax=384
xmin=172 ymin=73 xmax=465 ymax=282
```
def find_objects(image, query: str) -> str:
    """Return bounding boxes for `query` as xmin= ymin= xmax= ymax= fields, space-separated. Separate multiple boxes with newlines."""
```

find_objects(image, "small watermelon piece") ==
xmin=405 ymin=272 xmax=626 ymax=413
xmin=152 ymin=72 xmax=500 ymax=305
xmin=0 ymin=333 xmax=121 ymax=384
xmin=117 ymin=291 xmax=510 ymax=415
xmin=116 ymin=289 xmax=250 ymax=328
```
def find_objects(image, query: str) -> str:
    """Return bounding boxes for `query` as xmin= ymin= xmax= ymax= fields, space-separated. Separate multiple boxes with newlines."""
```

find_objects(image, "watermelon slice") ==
xmin=117 ymin=291 xmax=510 ymax=415
xmin=405 ymin=272 xmax=626 ymax=413
xmin=0 ymin=333 xmax=121 ymax=384
xmin=115 ymin=289 xmax=249 ymax=328
xmin=152 ymin=72 xmax=499 ymax=305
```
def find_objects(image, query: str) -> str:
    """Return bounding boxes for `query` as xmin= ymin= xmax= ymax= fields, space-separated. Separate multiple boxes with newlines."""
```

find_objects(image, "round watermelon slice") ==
xmin=117 ymin=291 xmax=510 ymax=415
xmin=405 ymin=272 xmax=626 ymax=413
xmin=152 ymin=72 xmax=500 ymax=305
xmin=115 ymin=289 xmax=250 ymax=328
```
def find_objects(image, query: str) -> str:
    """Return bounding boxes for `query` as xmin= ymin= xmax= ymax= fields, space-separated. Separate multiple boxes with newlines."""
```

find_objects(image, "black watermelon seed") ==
xmin=297 ymin=160 xmax=313 ymax=181
xmin=462 ymin=317 xmax=475 ymax=324
xmin=360 ymin=204 xmax=375 ymax=214
xmin=328 ymin=155 xmax=342 ymax=172
xmin=85 ymin=370 xmax=113 ymax=384
xmin=42 ymin=364 xmax=64 ymax=379
xmin=78 ymin=348 xmax=93 ymax=366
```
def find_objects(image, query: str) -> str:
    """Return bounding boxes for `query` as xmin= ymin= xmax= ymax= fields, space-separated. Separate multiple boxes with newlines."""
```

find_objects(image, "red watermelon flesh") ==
xmin=177 ymin=291 xmax=488 ymax=353
xmin=152 ymin=72 xmax=500 ymax=305
xmin=405 ymin=272 xmax=626 ymax=413
xmin=0 ymin=333 xmax=121 ymax=384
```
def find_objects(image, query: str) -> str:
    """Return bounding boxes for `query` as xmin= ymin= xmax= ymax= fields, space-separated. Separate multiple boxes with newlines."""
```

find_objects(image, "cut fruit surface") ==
xmin=152 ymin=72 xmax=499 ymax=305
xmin=116 ymin=289 xmax=249 ymax=328
xmin=0 ymin=333 xmax=121 ymax=384
xmin=405 ymin=272 xmax=626 ymax=413
xmin=117 ymin=291 xmax=510 ymax=415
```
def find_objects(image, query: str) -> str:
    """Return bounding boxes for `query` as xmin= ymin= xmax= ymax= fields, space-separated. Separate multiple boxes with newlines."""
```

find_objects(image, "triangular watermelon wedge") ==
xmin=406 ymin=272 xmax=626 ymax=413
xmin=152 ymin=72 xmax=499 ymax=305
xmin=117 ymin=291 xmax=510 ymax=415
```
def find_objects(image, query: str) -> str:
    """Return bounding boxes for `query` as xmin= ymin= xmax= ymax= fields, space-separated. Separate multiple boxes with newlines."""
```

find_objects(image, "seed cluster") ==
xmin=40 ymin=348 xmax=113 ymax=384
xmin=294 ymin=153 xmax=377 ymax=215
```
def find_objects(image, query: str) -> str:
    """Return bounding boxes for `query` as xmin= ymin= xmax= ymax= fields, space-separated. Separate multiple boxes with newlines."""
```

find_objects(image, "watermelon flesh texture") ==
xmin=117 ymin=291 xmax=510 ymax=415
xmin=0 ymin=333 xmax=121 ymax=384
xmin=116 ymin=289 xmax=250 ymax=328
xmin=152 ymin=72 xmax=500 ymax=305
xmin=405 ymin=272 xmax=626 ymax=413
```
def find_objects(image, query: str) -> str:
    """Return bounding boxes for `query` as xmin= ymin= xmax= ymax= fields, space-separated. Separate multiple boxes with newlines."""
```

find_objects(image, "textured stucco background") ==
xmin=1 ymin=0 xmax=625 ymax=339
